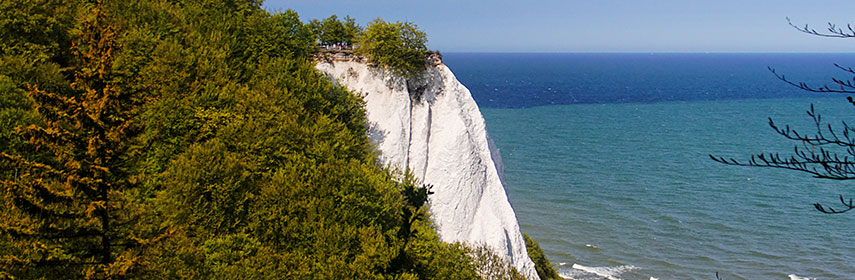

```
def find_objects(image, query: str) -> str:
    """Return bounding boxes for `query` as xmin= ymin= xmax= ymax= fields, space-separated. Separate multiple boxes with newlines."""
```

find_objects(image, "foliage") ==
xmin=0 ymin=0 xmax=496 ymax=279
xmin=523 ymin=232 xmax=561 ymax=280
xmin=0 ymin=2 xmax=159 ymax=278
xmin=342 ymin=16 xmax=363 ymax=47
xmin=0 ymin=0 xmax=77 ymax=64
xmin=308 ymin=15 xmax=361 ymax=47
xmin=356 ymin=18 xmax=429 ymax=77
xmin=711 ymin=19 xmax=855 ymax=214
xmin=467 ymin=243 xmax=527 ymax=280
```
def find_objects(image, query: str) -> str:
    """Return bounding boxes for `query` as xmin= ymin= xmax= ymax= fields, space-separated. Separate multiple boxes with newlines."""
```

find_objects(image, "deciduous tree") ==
xmin=357 ymin=18 xmax=429 ymax=77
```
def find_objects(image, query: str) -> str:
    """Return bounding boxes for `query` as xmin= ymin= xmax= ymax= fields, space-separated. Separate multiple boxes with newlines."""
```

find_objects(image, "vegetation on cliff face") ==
xmin=523 ymin=233 xmax=562 ymax=280
xmin=0 ymin=1 xmax=515 ymax=279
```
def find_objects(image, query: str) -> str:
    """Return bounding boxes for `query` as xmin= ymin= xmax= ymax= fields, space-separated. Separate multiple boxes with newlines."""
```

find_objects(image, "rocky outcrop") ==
xmin=316 ymin=56 xmax=538 ymax=279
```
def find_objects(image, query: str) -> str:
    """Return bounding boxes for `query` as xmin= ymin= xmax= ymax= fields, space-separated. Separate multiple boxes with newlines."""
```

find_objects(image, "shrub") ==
xmin=468 ymin=243 xmax=528 ymax=280
xmin=524 ymin=232 xmax=562 ymax=280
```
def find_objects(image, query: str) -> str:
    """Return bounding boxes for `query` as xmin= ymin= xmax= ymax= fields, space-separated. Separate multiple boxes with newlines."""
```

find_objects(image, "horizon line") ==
xmin=439 ymin=51 xmax=855 ymax=54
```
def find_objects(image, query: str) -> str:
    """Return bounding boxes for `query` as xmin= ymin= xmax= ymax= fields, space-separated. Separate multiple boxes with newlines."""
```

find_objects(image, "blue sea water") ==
xmin=444 ymin=53 xmax=855 ymax=280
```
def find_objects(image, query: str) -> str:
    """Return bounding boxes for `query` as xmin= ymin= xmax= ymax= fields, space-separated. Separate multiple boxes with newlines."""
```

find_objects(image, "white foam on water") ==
xmin=567 ymin=263 xmax=638 ymax=280
xmin=788 ymin=274 xmax=815 ymax=280
xmin=649 ymin=277 xmax=659 ymax=280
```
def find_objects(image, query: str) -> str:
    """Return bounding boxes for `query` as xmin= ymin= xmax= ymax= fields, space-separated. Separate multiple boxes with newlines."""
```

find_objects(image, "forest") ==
xmin=0 ymin=0 xmax=558 ymax=279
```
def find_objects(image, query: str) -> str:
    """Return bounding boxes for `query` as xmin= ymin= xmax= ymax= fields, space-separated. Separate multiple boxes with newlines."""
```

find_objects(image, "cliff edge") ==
xmin=316 ymin=53 xmax=538 ymax=279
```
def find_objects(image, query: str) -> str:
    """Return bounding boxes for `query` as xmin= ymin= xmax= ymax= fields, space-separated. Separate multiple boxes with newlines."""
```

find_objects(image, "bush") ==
xmin=468 ymin=243 xmax=528 ymax=280
xmin=524 ymin=232 xmax=562 ymax=280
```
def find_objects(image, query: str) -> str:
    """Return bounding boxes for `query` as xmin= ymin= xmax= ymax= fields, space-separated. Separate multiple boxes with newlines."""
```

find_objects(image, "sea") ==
xmin=443 ymin=53 xmax=855 ymax=280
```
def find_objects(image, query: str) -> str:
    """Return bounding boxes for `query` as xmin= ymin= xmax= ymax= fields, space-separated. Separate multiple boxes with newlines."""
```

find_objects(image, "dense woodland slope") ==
xmin=0 ymin=1 xmax=557 ymax=279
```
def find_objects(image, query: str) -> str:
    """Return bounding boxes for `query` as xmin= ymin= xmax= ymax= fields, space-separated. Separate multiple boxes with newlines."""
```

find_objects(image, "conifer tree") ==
xmin=0 ymin=2 xmax=149 ymax=278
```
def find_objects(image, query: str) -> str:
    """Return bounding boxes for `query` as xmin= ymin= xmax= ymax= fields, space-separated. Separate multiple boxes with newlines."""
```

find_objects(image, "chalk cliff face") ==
xmin=316 ymin=55 xmax=538 ymax=279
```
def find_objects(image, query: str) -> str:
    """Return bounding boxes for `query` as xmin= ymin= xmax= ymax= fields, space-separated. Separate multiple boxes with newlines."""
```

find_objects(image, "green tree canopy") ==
xmin=356 ymin=18 xmax=429 ymax=77
xmin=342 ymin=16 xmax=363 ymax=47
xmin=310 ymin=14 xmax=362 ymax=47
xmin=0 ymin=0 xmax=517 ymax=279
xmin=0 ymin=2 xmax=158 ymax=278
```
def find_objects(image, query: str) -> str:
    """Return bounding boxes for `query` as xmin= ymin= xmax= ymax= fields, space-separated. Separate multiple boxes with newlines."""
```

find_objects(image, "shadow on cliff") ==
xmin=367 ymin=121 xmax=388 ymax=145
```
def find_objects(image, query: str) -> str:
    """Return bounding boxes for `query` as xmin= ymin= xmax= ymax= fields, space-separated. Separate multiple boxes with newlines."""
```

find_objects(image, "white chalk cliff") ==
xmin=316 ymin=53 xmax=538 ymax=279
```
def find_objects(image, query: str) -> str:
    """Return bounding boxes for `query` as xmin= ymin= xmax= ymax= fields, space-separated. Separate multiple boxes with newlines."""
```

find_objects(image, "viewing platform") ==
xmin=314 ymin=48 xmax=443 ymax=66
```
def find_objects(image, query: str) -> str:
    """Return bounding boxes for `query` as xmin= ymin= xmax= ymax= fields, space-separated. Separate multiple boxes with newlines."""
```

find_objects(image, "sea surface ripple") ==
xmin=445 ymin=53 xmax=855 ymax=279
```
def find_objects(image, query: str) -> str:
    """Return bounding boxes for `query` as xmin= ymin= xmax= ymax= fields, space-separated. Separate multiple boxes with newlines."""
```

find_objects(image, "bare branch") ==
xmin=769 ymin=66 xmax=855 ymax=94
xmin=787 ymin=17 xmax=855 ymax=38
xmin=713 ymin=18 xmax=855 ymax=216
xmin=712 ymin=104 xmax=855 ymax=214
xmin=814 ymin=195 xmax=855 ymax=214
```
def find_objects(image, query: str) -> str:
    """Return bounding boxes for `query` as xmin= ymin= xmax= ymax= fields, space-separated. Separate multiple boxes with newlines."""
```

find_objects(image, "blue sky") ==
xmin=264 ymin=0 xmax=855 ymax=53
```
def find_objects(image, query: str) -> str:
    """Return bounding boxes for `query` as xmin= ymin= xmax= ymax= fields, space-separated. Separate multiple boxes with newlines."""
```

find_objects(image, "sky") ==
xmin=264 ymin=0 xmax=855 ymax=53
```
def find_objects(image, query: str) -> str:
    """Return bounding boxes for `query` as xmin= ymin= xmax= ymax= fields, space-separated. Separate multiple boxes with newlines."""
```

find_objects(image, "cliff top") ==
xmin=314 ymin=49 xmax=443 ymax=67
